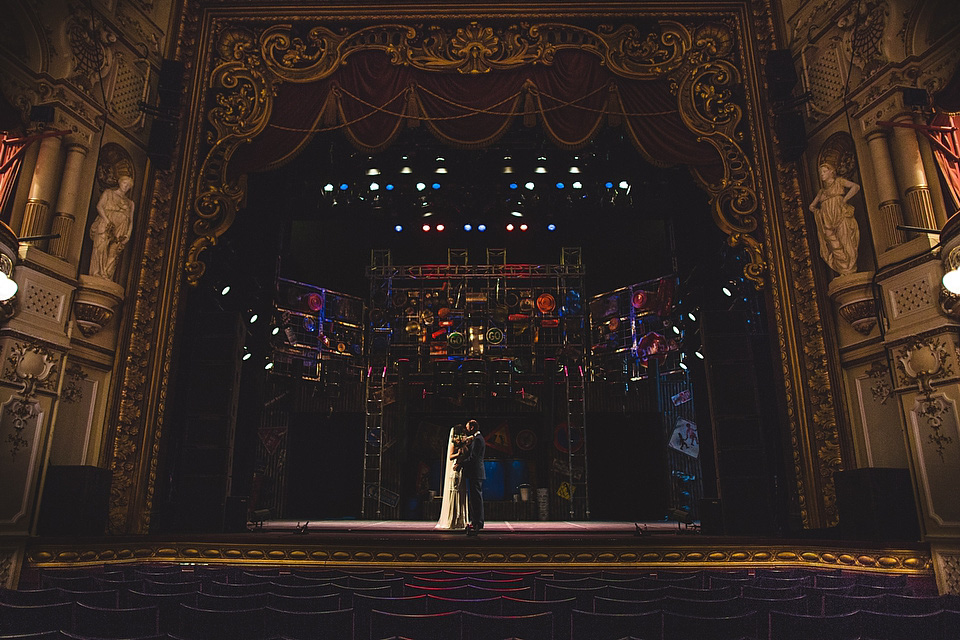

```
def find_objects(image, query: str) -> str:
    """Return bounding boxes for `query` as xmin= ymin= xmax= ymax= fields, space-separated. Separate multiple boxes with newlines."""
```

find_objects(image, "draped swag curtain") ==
xmin=931 ymin=68 xmax=960 ymax=214
xmin=227 ymin=49 xmax=724 ymax=184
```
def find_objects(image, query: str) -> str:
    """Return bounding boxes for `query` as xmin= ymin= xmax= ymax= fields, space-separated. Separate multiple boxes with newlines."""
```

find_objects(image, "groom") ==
xmin=458 ymin=419 xmax=485 ymax=535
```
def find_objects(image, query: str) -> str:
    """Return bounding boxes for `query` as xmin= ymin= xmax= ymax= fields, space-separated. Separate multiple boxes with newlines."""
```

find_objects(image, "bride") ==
xmin=435 ymin=426 xmax=470 ymax=529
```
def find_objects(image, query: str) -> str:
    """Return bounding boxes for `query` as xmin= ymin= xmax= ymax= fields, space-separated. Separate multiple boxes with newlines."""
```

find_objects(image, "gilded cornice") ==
xmin=24 ymin=539 xmax=932 ymax=574
xmin=190 ymin=16 xmax=765 ymax=288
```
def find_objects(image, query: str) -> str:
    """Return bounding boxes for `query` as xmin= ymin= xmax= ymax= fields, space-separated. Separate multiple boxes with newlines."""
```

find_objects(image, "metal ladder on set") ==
xmin=564 ymin=363 xmax=590 ymax=519
xmin=361 ymin=358 xmax=388 ymax=518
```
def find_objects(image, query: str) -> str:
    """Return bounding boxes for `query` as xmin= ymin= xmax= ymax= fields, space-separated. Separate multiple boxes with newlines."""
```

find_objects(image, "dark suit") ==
xmin=460 ymin=431 xmax=485 ymax=529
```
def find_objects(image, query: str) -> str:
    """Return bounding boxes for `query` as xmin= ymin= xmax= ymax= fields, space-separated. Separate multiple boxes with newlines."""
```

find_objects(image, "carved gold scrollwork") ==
xmin=191 ymin=19 xmax=764 ymax=287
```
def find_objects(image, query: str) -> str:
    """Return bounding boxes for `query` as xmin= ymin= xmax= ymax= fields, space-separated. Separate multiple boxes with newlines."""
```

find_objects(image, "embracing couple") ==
xmin=435 ymin=419 xmax=485 ymax=535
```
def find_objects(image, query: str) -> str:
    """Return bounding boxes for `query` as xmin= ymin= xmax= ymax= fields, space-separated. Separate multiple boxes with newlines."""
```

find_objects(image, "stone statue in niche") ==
xmin=89 ymin=175 xmax=134 ymax=281
xmin=809 ymin=162 xmax=861 ymax=275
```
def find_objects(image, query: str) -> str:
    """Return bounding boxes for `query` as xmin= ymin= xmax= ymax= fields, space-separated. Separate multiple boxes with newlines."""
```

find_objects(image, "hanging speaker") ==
xmin=765 ymin=50 xmax=798 ymax=103
xmin=775 ymin=111 xmax=807 ymax=161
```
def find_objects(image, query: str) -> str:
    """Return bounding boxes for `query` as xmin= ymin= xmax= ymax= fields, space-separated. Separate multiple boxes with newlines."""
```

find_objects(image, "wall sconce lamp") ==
xmin=0 ymin=222 xmax=20 ymax=321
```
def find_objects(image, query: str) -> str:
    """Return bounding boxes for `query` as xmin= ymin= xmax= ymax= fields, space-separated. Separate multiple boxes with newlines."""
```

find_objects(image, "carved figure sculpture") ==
xmin=89 ymin=176 xmax=134 ymax=281
xmin=809 ymin=163 xmax=861 ymax=275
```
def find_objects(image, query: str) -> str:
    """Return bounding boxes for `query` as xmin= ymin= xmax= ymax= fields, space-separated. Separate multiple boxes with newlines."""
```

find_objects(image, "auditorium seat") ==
xmin=0 ymin=602 xmax=74 ymax=635
xmin=662 ymin=610 xmax=758 ymax=640
xmin=140 ymin=579 xmax=202 ymax=595
xmin=768 ymin=610 xmax=863 ymax=640
xmin=264 ymin=606 xmax=353 ymax=640
xmin=56 ymin=589 xmax=119 ymax=608
xmin=267 ymin=581 xmax=339 ymax=597
xmin=654 ymin=571 xmax=705 ymax=587
xmin=0 ymin=588 xmax=66 ymax=605
xmin=265 ymin=591 xmax=340 ymax=612
xmin=801 ymin=585 xmax=855 ymax=615
xmin=884 ymin=593 xmax=959 ymax=614
xmin=501 ymin=596 xmax=576 ymax=640
xmin=855 ymin=573 xmax=908 ymax=589
xmin=38 ymin=575 xmax=99 ymax=592
xmin=662 ymin=595 xmax=747 ymax=617
xmin=368 ymin=610 xmax=461 ymax=640
xmin=815 ymin=574 xmax=857 ymax=589
xmin=425 ymin=595 xmax=502 ymax=615
xmin=740 ymin=584 xmax=802 ymax=600
xmin=707 ymin=574 xmax=754 ymax=591
xmin=741 ymin=595 xmax=809 ymax=639
xmin=124 ymin=589 xmax=198 ymax=634
xmin=570 ymin=609 xmax=662 ymax=640
xmin=176 ymin=604 xmax=267 ymax=640
xmin=605 ymin=585 xmax=667 ymax=601
xmin=72 ymin=602 xmax=160 ymax=639
xmin=195 ymin=592 xmax=265 ymax=611
xmin=352 ymin=593 xmax=427 ymax=640
xmin=860 ymin=610 xmax=945 ymax=639
xmin=460 ymin=611 xmax=553 ymax=640
xmin=201 ymin=580 xmax=272 ymax=596
xmin=822 ymin=593 xmax=885 ymax=615
xmin=592 ymin=596 xmax=666 ymax=614
xmin=663 ymin=584 xmax=737 ymax=600
xmin=331 ymin=583 xmax=393 ymax=608
xmin=542 ymin=583 xmax=608 ymax=609
xmin=755 ymin=575 xmax=813 ymax=589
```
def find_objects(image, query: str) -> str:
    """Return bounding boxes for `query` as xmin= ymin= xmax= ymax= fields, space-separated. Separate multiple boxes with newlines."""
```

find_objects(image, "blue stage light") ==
xmin=547 ymin=224 xmax=556 ymax=231
xmin=478 ymin=224 xmax=487 ymax=232
xmin=394 ymin=225 xmax=403 ymax=232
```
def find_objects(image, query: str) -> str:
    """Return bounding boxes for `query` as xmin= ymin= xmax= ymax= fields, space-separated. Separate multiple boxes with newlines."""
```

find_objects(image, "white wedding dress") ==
xmin=435 ymin=427 xmax=469 ymax=529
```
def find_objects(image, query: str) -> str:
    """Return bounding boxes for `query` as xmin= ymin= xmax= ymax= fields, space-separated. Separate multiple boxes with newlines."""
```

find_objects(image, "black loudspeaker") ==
xmin=29 ymin=104 xmax=55 ymax=124
xmin=834 ymin=468 xmax=921 ymax=542
xmin=765 ymin=50 xmax=798 ymax=102
xmin=699 ymin=498 xmax=724 ymax=535
xmin=902 ymin=87 xmax=929 ymax=108
xmin=146 ymin=59 xmax=185 ymax=171
xmin=775 ymin=111 xmax=807 ymax=161
xmin=37 ymin=465 xmax=112 ymax=536
xmin=223 ymin=495 xmax=249 ymax=533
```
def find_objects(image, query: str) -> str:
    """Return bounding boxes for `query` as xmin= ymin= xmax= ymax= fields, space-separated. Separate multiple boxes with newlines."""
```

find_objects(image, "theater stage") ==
xmin=22 ymin=520 xmax=933 ymax=580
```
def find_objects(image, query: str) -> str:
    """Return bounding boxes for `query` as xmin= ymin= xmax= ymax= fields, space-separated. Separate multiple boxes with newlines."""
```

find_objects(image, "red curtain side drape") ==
xmin=227 ymin=48 xmax=721 ymax=181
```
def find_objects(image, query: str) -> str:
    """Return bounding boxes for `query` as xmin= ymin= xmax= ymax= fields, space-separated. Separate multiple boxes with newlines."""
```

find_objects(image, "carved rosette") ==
xmin=73 ymin=275 xmax=125 ymax=337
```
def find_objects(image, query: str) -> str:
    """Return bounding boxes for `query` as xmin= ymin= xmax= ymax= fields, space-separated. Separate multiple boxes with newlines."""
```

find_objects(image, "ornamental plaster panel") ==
xmin=879 ymin=259 xmax=947 ymax=342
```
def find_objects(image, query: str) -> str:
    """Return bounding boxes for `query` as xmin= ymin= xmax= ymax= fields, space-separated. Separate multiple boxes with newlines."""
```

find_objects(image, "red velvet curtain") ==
xmin=929 ymin=112 xmax=960 ymax=213
xmin=228 ymin=49 xmax=721 ymax=181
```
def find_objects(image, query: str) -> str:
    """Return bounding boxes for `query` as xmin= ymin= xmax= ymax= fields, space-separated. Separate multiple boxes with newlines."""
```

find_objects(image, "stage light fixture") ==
xmin=619 ymin=180 xmax=630 ymax=189
xmin=506 ymin=223 xmax=515 ymax=231
xmin=672 ymin=325 xmax=681 ymax=335
xmin=339 ymin=183 xmax=349 ymax=190
xmin=366 ymin=167 xmax=380 ymax=175
xmin=572 ymin=181 xmax=583 ymax=189
xmin=568 ymin=166 xmax=581 ymax=173
xmin=436 ymin=156 xmax=445 ymax=162
xmin=249 ymin=313 xmax=259 ymax=323
xmin=547 ymin=224 xmax=557 ymax=231
xmin=535 ymin=166 xmax=547 ymax=173
xmin=220 ymin=285 xmax=231 ymax=296
xmin=722 ymin=286 xmax=733 ymax=297
xmin=401 ymin=166 xmax=413 ymax=174
xmin=385 ymin=183 xmax=395 ymax=190
xmin=242 ymin=352 xmax=252 ymax=361
xmin=369 ymin=182 xmax=380 ymax=190
xmin=509 ymin=182 xmax=518 ymax=189
xmin=510 ymin=210 xmax=523 ymax=217
xmin=944 ymin=267 xmax=960 ymax=294
xmin=416 ymin=182 xmax=427 ymax=191
xmin=679 ymin=360 xmax=688 ymax=370
xmin=432 ymin=182 xmax=441 ymax=189
xmin=605 ymin=181 xmax=614 ymax=188
xmin=422 ymin=224 xmax=431 ymax=232
xmin=695 ymin=350 xmax=704 ymax=359
xmin=478 ymin=224 xmax=487 ymax=232
xmin=422 ymin=211 xmax=433 ymax=217
xmin=272 ymin=326 xmax=280 ymax=336
xmin=502 ymin=166 xmax=514 ymax=174
xmin=688 ymin=311 xmax=697 ymax=322
xmin=435 ymin=167 xmax=448 ymax=174
xmin=556 ymin=182 xmax=565 ymax=189
xmin=436 ymin=224 xmax=445 ymax=232
xmin=524 ymin=182 xmax=535 ymax=190
xmin=394 ymin=224 xmax=403 ymax=232
xmin=323 ymin=183 xmax=334 ymax=192
xmin=520 ymin=223 xmax=528 ymax=231
xmin=265 ymin=361 xmax=274 ymax=370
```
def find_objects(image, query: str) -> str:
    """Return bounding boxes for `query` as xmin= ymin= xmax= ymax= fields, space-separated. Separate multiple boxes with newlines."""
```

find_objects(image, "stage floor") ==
xmin=252 ymin=519 xmax=690 ymax=537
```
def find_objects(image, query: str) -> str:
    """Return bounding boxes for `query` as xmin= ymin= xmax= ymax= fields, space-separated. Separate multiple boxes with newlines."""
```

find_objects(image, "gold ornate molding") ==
xmin=25 ymin=539 xmax=932 ymax=573
xmin=190 ymin=18 xmax=764 ymax=288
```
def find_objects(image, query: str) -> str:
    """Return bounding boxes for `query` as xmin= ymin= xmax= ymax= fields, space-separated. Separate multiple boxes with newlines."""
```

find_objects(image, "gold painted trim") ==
xmin=25 ymin=540 xmax=932 ymax=574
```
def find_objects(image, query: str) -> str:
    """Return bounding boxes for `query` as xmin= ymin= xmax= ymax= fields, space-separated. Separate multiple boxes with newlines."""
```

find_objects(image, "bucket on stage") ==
xmin=506 ymin=459 xmax=530 ymax=496
xmin=518 ymin=484 xmax=532 ymax=502
xmin=482 ymin=460 xmax=505 ymax=501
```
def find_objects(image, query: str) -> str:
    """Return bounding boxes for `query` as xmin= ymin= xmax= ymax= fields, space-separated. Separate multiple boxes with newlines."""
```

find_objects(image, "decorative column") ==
xmin=48 ymin=142 xmax=88 ymax=261
xmin=914 ymin=112 xmax=950 ymax=229
xmin=890 ymin=114 xmax=938 ymax=233
xmin=864 ymin=128 xmax=906 ymax=252
xmin=20 ymin=132 xmax=63 ymax=250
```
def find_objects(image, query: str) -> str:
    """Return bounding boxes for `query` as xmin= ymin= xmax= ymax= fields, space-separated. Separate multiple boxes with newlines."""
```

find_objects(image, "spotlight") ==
xmin=401 ymin=166 xmax=413 ymax=174
xmin=605 ymin=181 xmax=614 ymax=188
xmin=572 ymin=181 xmax=583 ymax=189
xmin=679 ymin=360 xmax=688 ymax=370
xmin=510 ymin=210 xmax=523 ymax=217
xmin=502 ymin=166 xmax=514 ymax=174
xmin=242 ymin=352 xmax=252 ymax=361
xmin=435 ymin=167 xmax=448 ymax=174
xmin=220 ymin=285 xmax=231 ymax=296
xmin=478 ymin=224 xmax=487 ymax=232
xmin=394 ymin=224 xmax=403 ymax=232
xmin=547 ymin=224 xmax=556 ymax=231
xmin=619 ymin=180 xmax=630 ymax=189
xmin=509 ymin=183 xmax=518 ymax=190
xmin=369 ymin=182 xmax=380 ymax=190
xmin=272 ymin=326 xmax=280 ymax=336
xmin=556 ymin=182 xmax=565 ymax=189
xmin=436 ymin=224 xmax=445 ymax=232
xmin=568 ymin=166 xmax=581 ymax=173
xmin=464 ymin=224 xmax=472 ymax=231
xmin=264 ymin=361 xmax=274 ymax=370
xmin=366 ymin=167 xmax=380 ymax=176
xmin=524 ymin=182 xmax=535 ymax=190
xmin=385 ymin=184 xmax=395 ymax=190
xmin=249 ymin=313 xmax=259 ymax=323
xmin=339 ymin=183 xmax=349 ymax=190
xmin=416 ymin=182 xmax=427 ymax=191
xmin=672 ymin=325 xmax=680 ymax=335
xmin=535 ymin=166 xmax=547 ymax=173
xmin=519 ymin=223 xmax=528 ymax=231
xmin=688 ymin=311 xmax=697 ymax=322
xmin=695 ymin=351 xmax=704 ymax=359
xmin=422 ymin=224 xmax=431 ymax=232
xmin=506 ymin=223 xmax=515 ymax=231
xmin=722 ymin=285 xmax=733 ymax=297
xmin=323 ymin=183 xmax=334 ymax=192
xmin=436 ymin=156 xmax=445 ymax=162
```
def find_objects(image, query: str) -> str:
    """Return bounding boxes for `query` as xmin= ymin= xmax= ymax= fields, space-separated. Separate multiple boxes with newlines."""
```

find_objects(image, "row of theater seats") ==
xmin=1 ymin=565 xmax=953 ymax=640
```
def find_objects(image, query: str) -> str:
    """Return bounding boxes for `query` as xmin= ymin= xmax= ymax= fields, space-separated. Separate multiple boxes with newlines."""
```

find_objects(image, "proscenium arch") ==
xmin=189 ymin=19 xmax=766 ymax=288
xmin=104 ymin=4 xmax=844 ymax=535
